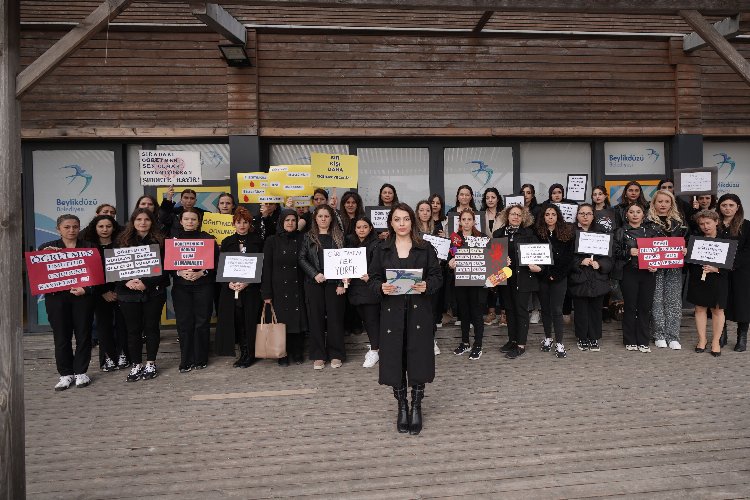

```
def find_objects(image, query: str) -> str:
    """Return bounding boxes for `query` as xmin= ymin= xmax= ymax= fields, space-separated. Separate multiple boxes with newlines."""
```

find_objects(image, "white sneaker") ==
xmin=668 ymin=341 xmax=682 ymax=350
xmin=434 ymin=340 xmax=441 ymax=355
xmin=454 ymin=320 xmax=462 ymax=326
xmin=74 ymin=373 xmax=91 ymax=388
xmin=638 ymin=345 xmax=651 ymax=353
xmin=54 ymin=375 xmax=74 ymax=391
xmin=625 ymin=345 xmax=638 ymax=351
xmin=655 ymin=339 xmax=668 ymax=348
xmin=435 ymin=322 xmax=442 ymax=328
xmin=530 ymin=310 xmax=541 ymax=324
xmin=362 ymin=349 xmax=379 ymax=368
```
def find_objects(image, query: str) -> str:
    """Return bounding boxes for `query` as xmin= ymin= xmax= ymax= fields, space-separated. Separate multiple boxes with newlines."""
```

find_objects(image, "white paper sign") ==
xmin=566 ymin=174 xmax=588 ymax=202
xmin=504 ymin=195 xmax=525 ymax=207
xmin=386 ymin=269 xmax=423 ymax=295
xmin=518 ymin=243 xmax=553 ymax=266
xmin=451 ymin=214 xmax=482 ymax=233
xmin=422 ymin=234 xmax=451 ymax=260
xmin=575 ymin=231 xmax=612 ymax=256
xmin=554 ymin=203 xmax=578 ymax=223
xmin=689 ymin=239 xmax=729 ymax=265
xmin=324 ymin=247 xmax=367 ymax=279
xmin=367 ymin=207 xmax=391 ymax=230
xmin=223 ymin=255 xmax=258 ymax=280
xmin=139 ymin=150 xmax=202 ymax=186
xmin=680 ymin=171 xmax=712 ymax=193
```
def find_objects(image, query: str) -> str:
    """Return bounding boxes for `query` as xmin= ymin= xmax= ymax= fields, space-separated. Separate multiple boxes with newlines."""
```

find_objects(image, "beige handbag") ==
xmin=255 ymin=304 xmax=287 ymax=359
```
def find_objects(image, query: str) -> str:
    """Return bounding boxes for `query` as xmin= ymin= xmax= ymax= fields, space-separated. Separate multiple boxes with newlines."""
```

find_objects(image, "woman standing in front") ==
xmin=369 ymin=203 xmax=442 ymax=435
xmin=718 ymin=194 xmax=750 ymax=352
xmin=299 ymin=204 xmax=347 ymax=369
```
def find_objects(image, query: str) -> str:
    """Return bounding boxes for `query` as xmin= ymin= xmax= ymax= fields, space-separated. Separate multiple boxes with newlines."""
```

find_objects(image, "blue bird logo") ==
xmin=468 ymin=160 xmax=493 ymax=186
xmin=61 ymin=164 xmax=93 ymax=194
xmin=646 ymin=149 xmax=660 ymax=163
xmin=714 ymin=153 xmax=736 ymax=179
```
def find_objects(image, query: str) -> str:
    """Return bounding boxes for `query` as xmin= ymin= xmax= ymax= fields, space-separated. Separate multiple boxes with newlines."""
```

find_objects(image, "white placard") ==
xmin=566 ymin=174 xmax=588 ymax=202
xmin=139 ymin=150 xmax=202 ymax=186
xmin=680 ymin=171 xmax=712 ymax=193
xmin=223 ymin=255 xmax=258 ymax=280
xmin=422 ymin=234 xmax=451 ymax=260
xmin=518 ymin=243 xmax=553 ymax=266
xmin=385 ymin=269 xmax=423 ymax=295
xmin=324 ymin=247 xmax=367 ymax=279
xmin=504 ymin=195 xmax=525 ymax=207
xmin=689 ymin=239 xmax=730 ymax=265
xmin=367 ymin=207 xmax=391 ymax=230
xmin=575 ymin=231 xmax=612 ymax=256
xmin=554 ymin=202 xmax=578 ymax=223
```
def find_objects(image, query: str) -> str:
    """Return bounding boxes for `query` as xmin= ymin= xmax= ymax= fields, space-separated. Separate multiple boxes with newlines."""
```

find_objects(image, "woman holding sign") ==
xmin=216 ymin=207 xmax=264 ymax=366
xmin=718 ymin=194 xmax=750 ymax=352
xmin=299 ymin=204 xmax=347 ymax=369
xmin=369 ymin=203 xmax=442 ymax=435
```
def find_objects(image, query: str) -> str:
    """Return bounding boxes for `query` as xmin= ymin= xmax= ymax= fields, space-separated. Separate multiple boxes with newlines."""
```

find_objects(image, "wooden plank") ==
xmin=190 ymin=1 xmax=247 ymax=44
xmin=472 ymin=10 xmax=494 ymax=32
xmin=684 ymin=14 xmax=740 ymax=51
xmin=20 ymin=126 xmax=229 ymax=138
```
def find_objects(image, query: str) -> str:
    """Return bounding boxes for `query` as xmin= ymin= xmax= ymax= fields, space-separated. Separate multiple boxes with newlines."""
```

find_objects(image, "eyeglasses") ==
xmin=578 ymin=212 xmax=594 ymax=217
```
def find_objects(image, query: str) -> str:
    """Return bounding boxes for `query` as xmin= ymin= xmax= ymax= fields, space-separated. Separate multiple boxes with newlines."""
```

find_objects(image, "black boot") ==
xmin=237 ymin=332 xmax=255 ymax=368
xmin=720 ymin=324 xmax=728 ymax=348
xmin=409 ymin=384 xmax=425 ymax=435
xmin=233 ymin=343 xmax=248 ymax=368
xmin=393 ymin=385 xmax=410 ymax=433
xmin=735 ymin=325 xmax=748 ymax=352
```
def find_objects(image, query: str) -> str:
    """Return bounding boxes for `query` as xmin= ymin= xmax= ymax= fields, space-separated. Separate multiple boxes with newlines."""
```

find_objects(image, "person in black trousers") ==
xmin=170 ymin=208 xmax=219 ymax=372
xmin=718 ymin=193 xmax=750 ymax=352
xmin=40 ymin=214 xmax=97 ymax=391
xmin=299 ymin=204 xmax=347 ymax=369
xmin=116 ymin=209 xmax=170 ymax=382
xmin=492 ymin=205 xmax=541 ymax=359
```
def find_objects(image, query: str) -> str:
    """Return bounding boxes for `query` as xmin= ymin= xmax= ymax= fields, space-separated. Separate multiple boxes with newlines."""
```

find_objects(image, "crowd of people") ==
xmin=39 ymin=180 xmax=749 ymax=435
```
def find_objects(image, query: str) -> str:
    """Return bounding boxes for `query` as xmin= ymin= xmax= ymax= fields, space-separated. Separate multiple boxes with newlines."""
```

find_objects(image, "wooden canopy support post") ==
xmin=15 ymin=0 xmax=134 ymax=98
xmin=0 ymin=0 xmax=25 ymax=498
xmin=191 ymin=2 xmax=247 ymax=45
xmin=473 ymin=11 xmax=494 ymax=33
xmin=684 ymin=14 xmax=740 ymax=51
xmin=681 ymin=9 xmax=750 ymax=86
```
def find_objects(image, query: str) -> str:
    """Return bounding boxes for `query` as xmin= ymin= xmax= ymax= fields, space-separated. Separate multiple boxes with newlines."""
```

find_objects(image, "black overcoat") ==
xmin=722 ymin=219 xmax=750 ymax=322
xmin=368 ymin=238 xmax=442 ymax=387
xmin=568 ymin=228 xmax=613 ymax=298
xmin=260 ymin=231 xmax=308 ymax=333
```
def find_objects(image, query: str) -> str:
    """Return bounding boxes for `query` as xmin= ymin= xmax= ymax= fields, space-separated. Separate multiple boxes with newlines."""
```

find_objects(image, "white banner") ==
xmin=324 ymin=248 xmax=367 ymax=279
xmin=139 ymin=150 xmax=202 ymax=186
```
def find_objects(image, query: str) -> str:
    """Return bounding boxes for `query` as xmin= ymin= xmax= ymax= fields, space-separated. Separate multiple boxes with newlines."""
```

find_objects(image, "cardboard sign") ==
xmin=164 ymin=238 xmax=215 ymax=270
xmin=637 ymin=237 xmax=685 ymax=269
xmin=324 ymin=247 xmax=367 ymax=279
xmin=686 ymin=236 xmax=738 ymax=269
xmin=366 ymin=206 xmax=391 ymax=232
xmin=216 ymin=253 xmax=264 ymax=283
xmin=287 ymin=195 xmax=313 ymax=208
xmin=103 ymin=245 xmax=162 ymax=282
xmin=566 ymin=174 xmax=588 ymax=202
xmin=518 ymin=243 xmax=553 ymax=266
xmin=237 ymin=172 xmax=270 ymax=204
xmin=422 ymin=234 xmax=451 ymax=260
xmin=674 ymin=167 xmax=718 ymax=196
xmin=386 ymin=269 xmax=423 ymax=295
xmin=25 ymin=248 xmax=105 ymax=295
xmin=485 ymin=237 xmax=510 ymax=287
xmin=445 ymin=211 xmax=485 ymax=235
xmin=311 ymin=153 xmax=358 ymax=188
xmin=201 ymin=213 xmax=234 ymax=244
xmin=574 ymin=231 xmax=613 ymax=257
xmin=139 ymin=150 xmax=202 ymax=186
xmin=594 ymin=209 xmax=617 ymax=233
xmin=504 ymin=195 xmax=525 ymax=207
xmin=267 ymin=165 xmax=313 ymax=197
xmin=453 ymin=237 xmax=490 ymax=287
xmin=553 ymin=203 xmax=579 ymax=223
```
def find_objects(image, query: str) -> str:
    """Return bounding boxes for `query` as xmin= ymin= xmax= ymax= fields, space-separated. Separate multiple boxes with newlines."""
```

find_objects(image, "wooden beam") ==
xmin=684 ymin=14 xmax=740 ymax=51
xmin=190 ymin=2 xmax=247 ymax=45
xmin=681 ymin=9 xmax=750 ymax=85
xmin=16 ymin=0 xmax=134 ymax=98
xmin=0 ymin=0 xmax=25 ymax=498
xmin=473 ymin=11 xmax=494 ymax=33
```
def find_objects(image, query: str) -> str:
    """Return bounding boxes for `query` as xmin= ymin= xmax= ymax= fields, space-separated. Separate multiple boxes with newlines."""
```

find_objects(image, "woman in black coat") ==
xmin=261 ymin=208 xmax=308 ymax=365
xmin=215 ymin=207 xmax=264 ymax=366
xmin=718 ymin=193 xmax=750 ymax=352
xmin=369 ymin=203 xmax=442 ymax=435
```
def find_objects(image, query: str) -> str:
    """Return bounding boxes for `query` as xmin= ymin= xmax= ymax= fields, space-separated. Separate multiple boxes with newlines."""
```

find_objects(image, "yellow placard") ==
xmin=311 ymin=153 xmax=358 ymax=188
xmin=201 ymin=212 xmax=234 ymax=244
xmin=237 ymin=172 xmax=269 ymax=203
xmin=286 ymin=195 xmax=313 ymax=208
xmin=267 ymin=165 xmax=313 ymax=197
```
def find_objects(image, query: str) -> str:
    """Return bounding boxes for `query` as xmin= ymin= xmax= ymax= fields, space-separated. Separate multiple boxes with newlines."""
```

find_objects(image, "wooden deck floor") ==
xmin=23 ymin=316 xmax=750 ymax=499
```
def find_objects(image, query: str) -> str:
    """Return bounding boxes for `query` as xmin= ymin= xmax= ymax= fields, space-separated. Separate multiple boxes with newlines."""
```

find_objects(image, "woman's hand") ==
xmin=378 ymin=231 xmax=389 ymax=240
xmin=448 ymin=259 xmax=457 ymax=270
xmin=382 ymin=283 xmax=397 ymax=295
xmin=528 ymin=264 xmax=542 ymax=273
xmin=692 ymin=196 xmax=699 ymax=209
xmin=703 ymin=265 xmax=720 ymax=274
xmin=69 ymin=287 xmax=85 ymax=296
xmin=125 ymin=279 xmax=146 ymax=291
xmin=314 ymin=273 xmax=326 ymax=284
xmin=591 ymin=260 xmax=600 ymax=270
xmin=165 ymin=185 xmax=174 ymax=200
xmin=329 ymin=195 xmax=338 ymax=208
xmin=360 ymin=273 xmax=369 ymax=283
xmin=507 ymin=256 xmax=512 ymax=266
xmin=411 ymin=281 xmax=427 ymax=294
xmin=630 ymin=248 xmax=639 ymax=257
xmin=581 ymin=258 xmax=592 ymax=266
xmin=336 ymin=286 xmax=345 ymax=295
xmin=102 ymin=291 xmax=117 ymax=302
xmin=682 ymin=247 xmax=688 ymax=255
xmin=230 ymin=282 xmax=248 ymax=292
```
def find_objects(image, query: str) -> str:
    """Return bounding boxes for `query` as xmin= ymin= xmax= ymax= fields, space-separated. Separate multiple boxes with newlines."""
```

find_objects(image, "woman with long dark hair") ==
xmin=481 ymin=187 xmax=505 ymax=326
xmin=520 ymin=183 xmax=540 ymax=219
xmin=369 ymin=203 xmax=442 ymax=435
xmin=718 ymin=193 xmax=750 ymax=352
xmin=448 ymin=184 xmax=477 ymax=213
xmin=339 ymin=190 xmax=365 ymax=237
xmin=428 ymin=193 xmax=446 ymax=237
xmin=614 ymin=181 xmax=649 ymax=227
xmin=378 ymin=183 xmax=399 ymax=207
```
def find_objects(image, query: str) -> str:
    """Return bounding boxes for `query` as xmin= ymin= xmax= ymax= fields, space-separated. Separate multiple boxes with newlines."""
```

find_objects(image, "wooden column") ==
xmin=0 ymin=0 xmax=26 ymax=498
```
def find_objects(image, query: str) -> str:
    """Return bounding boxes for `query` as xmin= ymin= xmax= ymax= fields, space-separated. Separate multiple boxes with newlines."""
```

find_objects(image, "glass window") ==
xmin=704 ymin=142 xmax=750 ymax=202
xmin=444 ymin=147 xmax=513 ymax=210
xmin=126 ymin=144 xmax=144 ymax=212
xmin=521 ymin=142 xmax=591 ymax=203
xmin=358 ymin=147 xmax=429 ymax=207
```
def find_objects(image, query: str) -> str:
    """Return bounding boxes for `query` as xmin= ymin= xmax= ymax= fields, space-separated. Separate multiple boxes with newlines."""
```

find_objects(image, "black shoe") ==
xmin=179 ymin=365 xmax=193 ymax=373
xmin=126 ymin=364 xmax=143 ymax=382
xmin=505 ymin=346 xmax=526 ymax=359
xmin=453 ymin=342 xmax=470 ymax=355
xmin=734 ymin=332 xmax=747 ymax=352
xmin=589 ymin=340 xmax=600 ymax=352
xmin=238 ymin=357 xmax=256 ymax=369
xmin=695 ymin=346 xmax=706 ymax=353
xmin=409 ymin=385 xmax=425 ymax=435
xmin=499 ymin=340 xmax=516 ymax=353
xmin=292 ymin=353 xmax=305 ymax=365
xmin=710 ymin=351 xmax=721 ymax=357
xmin=193 ymin=363 xmax=207 ymax=370
xmin=278 ymin=356 xmax=290 ymax=367
xmin=577 ymin=339 xmax=589 ymax=351
xmin=468 ymin=345 xmax=482 ymax=360
xmin=720 ymin=328 xmax=728 ymax=348
xmin=393 ymin=386 xmax=410 ymax=433
xmin=541 ymin=338 xmax=553 ymax=352
xmin=141 ymin=363 xmax=158 ymax=380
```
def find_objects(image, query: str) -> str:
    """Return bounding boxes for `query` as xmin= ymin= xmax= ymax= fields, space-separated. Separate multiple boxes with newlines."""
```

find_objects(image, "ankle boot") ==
xmin=233 ymin=344 xmax=248 ymax=368
xmin=409 ymin=384 xmax=425 ymax=435
xmin=393 ymin=385 xmax=410 ymax=433
xmin=720 ymin=324 xmax=728 ymax=348
xmin=735 ymin=329 xmax=747 ymax=352
xmin=237 ymin=332 xmax=255 ymax=368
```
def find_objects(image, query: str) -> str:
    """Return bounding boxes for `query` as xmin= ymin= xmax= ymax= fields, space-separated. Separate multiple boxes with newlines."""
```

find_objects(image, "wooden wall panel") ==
xmin=698 ymin=40 xmax=750 ymax=136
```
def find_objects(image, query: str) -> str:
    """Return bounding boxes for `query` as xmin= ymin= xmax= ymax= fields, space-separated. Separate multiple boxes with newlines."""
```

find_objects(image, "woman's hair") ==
xmin=591 ymin=185 xmax=611 ymax=208
xmin=536 ymin=204 xmax=574 ymax=242
xmin=697 ymin=194 xmax=718 ymax=210
xmin=548 ymin=183 xmax=565 ymax=201
xmin=181 ymin=188 xmax=197 ymax=198
xmin=454 ymin=184 xmax=477 ymax=211
xmin=618 ymin=180 xmax=648 ymax=207
xmin=694 ymin=208 xmax=720 ymax=225
xmin=232 ymin=206 xmax=255 ymax=232
xmin=519 ymin=183 xmax=538 ymax=209
xmin=498 ymin=204 xmax=534 ymax=228
xmin=657 ymin=178 xmax=674 ymax=190
xmin=134 ymin=195 xmax=159 ymax=212
xmin=217 ymin=192 xmax=236 ymax=210
xmin=308 ymin=204 xmax=344 ymax=249
xmin=648 ymin=190 xmax=683 ymax=227
xmin=81 ymin=214 xmax=120 ymax=243
xmin=481 ymin=187 xmax=503 ymax=212
xmin=312 ymin=188 xmax=329 ymax=201
xmin=118 ymin=208 xmax=164 ymax=246
xmin=180 ymin=207 xmax=202 ymax=221
xmin=378 ymin=183 xmax=399 ymax=206
xmin=414 ymin=200 xmax=435 ymax=235
xmin=56 ymin=214 xmax=80 ymax=228
xmin=456 ymin=208 xmax=482 ymax=237
xmin=95 ymin=203 xmax=116 ymax=215
xmin=428 ymin=193 xmax=445 ymax=220
xmin=340 ymin=191 xmax=364 ymax=234
xmin=718 ymin=193 xmax=745 ymax=237
xmin=353 ymin=216 xmax=374 ymax=233
xmin=386 ymin=202 xmax=424 ymax=245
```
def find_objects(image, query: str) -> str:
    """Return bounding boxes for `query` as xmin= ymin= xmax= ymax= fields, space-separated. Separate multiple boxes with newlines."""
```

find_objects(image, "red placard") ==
xmin=164 ymin=238 xmax=215 ymax=270
xmin=25 ymin=248 xmax=105 ymax=295
xmin=637 ymin=237 xmax=685 ymax=270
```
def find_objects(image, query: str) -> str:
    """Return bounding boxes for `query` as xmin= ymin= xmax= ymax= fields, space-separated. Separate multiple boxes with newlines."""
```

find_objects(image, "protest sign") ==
xmin=575 ymin=231 xmax=613 ymax=256
xmin=237 ymin=172 xmax=271 ymax=204
xmin=311 ymin=153 xmax=358 ymax=188
xmin=26 ymin=248 xmax=105 ymax=295
xmin=566 ymin=174 xmax=588 ymax=202
xmin=216 ymin=253 xmax=264 ymax=283
xmin=201 ymin=213 xmax=234 ymax=244
xmin=518 ymin=243 xmax=553 ymax=266
xmin=267 ymin=165 xmax=313 ymax=197
xmin=637 ymin=237 xmax=685 ymax=269
xmin=139 ymin=150 xmax=202 ymax=186
xmin=686 ymin=236 xmax=737 ymax=269
xmin=504 ymin=195 xmax=525 ymax=207
xmin=554 ymin=203 xmax=579 ymax=223
xmin=422 ymin=234 xmax=451 ymax=260
xmin=485 ymin=237 xmax=510 ymax=287
xmin=594 ymin=209 xmax=617 ymax=233
xmin=103 ymin=245 xmax=161 ymax=282
xmin=366 ymin=206 xmax=391 ymax=232
xmin=445 ymin=211 xmax=485 ymax=235
xmin=453 ymin=236 xmax=490 ymax=286
xmin=674 ymin=167 xmax=718 ymax=196
xmin=287 ymin=196 xmax=313 ymax=208
xmin=386 ymin=269 xmax=423 ymax=295
xmin=324 ymin=247 xmax=367 ymax=280
xmin=164 ymin=238 xmax=215 ymax=270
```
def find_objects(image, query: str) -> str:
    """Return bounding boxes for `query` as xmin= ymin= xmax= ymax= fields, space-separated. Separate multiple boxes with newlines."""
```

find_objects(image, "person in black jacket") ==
xmin=614 ymin=181 xmax=649 ymax=228
xmin=116 ymin=209 xmax=170 ymax=382
xmin=718 ymin=193 xmax=750 ymax=352
xmin=215 ymin=207 xmax=264 ymax=366
xmin=40 ymin=214 xmax=97 ymax=391
xmin=492 ymin=205 xmax=541 ymax=359
xmin=540 ymin=183 xmax=577 ymax=210
xmin=569 ymin=204 xmax=613 ymax=352
xmin=369 ymin=203 xmax=442 ymax=435
xmin=171 ymin=208 xmax=220 ymax=372
xmin=159 ymin=187 xmax=205 ymax=237
xmin=535 ymin=204 xmax=575 ymax=358
xmin=520 ymin=183 xmax=541 ymax=220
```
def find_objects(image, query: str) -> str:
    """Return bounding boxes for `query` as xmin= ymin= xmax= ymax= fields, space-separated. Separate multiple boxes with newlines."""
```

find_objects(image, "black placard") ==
xmin=216 ymin=252 xmax=265 ymax=283
xmin=685 ymin=236 xmax=737 ymax=269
